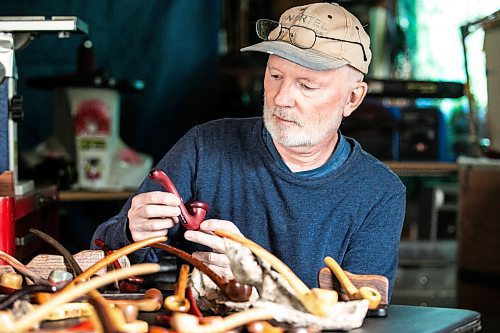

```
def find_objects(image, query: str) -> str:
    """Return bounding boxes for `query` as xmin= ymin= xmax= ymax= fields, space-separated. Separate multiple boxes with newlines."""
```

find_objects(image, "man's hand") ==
xmin=184 ymin=219 xmax=243 ymax=279
xmin=128 ymin=191 xmax=182 ymax=241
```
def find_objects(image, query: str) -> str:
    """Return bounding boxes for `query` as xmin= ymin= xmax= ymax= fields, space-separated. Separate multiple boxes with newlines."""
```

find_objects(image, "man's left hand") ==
xmin=183 ymin=219 xmax=243 ymax=279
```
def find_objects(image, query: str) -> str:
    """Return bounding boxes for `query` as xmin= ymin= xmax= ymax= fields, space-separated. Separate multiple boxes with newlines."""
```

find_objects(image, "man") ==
xmin=92 ymin=2 xmax=405 ymax=298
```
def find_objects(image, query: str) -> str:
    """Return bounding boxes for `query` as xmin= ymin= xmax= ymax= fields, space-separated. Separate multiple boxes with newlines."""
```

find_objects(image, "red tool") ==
xmin=148 ymin=169 xmax=209 ymax=231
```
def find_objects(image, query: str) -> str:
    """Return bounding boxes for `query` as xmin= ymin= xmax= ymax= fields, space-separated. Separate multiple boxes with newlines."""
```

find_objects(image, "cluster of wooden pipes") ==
xmin=0 ymin=227 xmax=383 ymax=333
xmin=0 ymin=171 xmax=383 ymax=332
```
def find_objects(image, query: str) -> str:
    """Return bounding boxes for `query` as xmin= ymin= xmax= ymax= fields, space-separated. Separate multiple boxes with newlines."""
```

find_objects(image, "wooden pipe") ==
xmin=148 ymin=169 xmax=209 ymax=231
xmin=323 ymin=256 xmax=381 ymax=309
xmin=150 ymin=242 xmax=252 ymax=302
xmin=186 ymin=286 xmax=203 ymax=318
xmin=247 ymin=321 xmax=284 ymax=333
xmin=0 ymin=273 xmax=22 ymax=293
xmin=94 ymin=239 xmax=144 ymax=293
xmin=164 ymin=264 xmax=190 ymax=312
xmin=0 ymin=285 xmax=56 ymax=310
xmin=29 ymin=228 xmax=81 ymax=276
xmin=87 ymin=288 xmax=149 ymax=333
xmin=214 ymin=230 xmax=338 ymax=317
xmin=34 ymin=236 xmax=166 ymax=305
xmin=107 ymin=288 xmax=163 ymax=312
xmin=0 ymin=263 xmax=160 ymax=333
xmin=171 ymin=308 xmax=274 ymax=333
xmin=0 ymin=251 xmax=49 ymax=286
xmin=63 ymin=235 xmax=167 ymax=291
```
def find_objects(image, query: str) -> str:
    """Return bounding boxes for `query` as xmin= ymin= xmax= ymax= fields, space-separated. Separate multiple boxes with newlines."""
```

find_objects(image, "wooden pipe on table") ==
xmin=214 ymin=230 xmax=338 ymax=317
xmin=171 ymin=308 xmax=274 ymax=333
xmin=29 ymin=229 xmax=154 ymax=329
xmin=323 ymin=257 xmax=381 ymax=309
xmin=164 ymin=264 xmax=190 ymax=313
xmin=150 ymin=242 xmax=252 ymax=302
xmin=0 ymin=273 xmax=23 ymax=294
xmin=0 ymin=285 xmax=56 ymax=310
xmin=0 ymin=263 xmax=160 ymax=333
xmin=94 ymin=239 xmax=144 ymax=293
xmin=247 ymin=321 xmax=321 ymax=333
xmin=29 ymin=228 xmax=80 ymax=277
xmin=63 ymin=235 xmax=167 ymax=291
xmin=34 ymin=235 xmax=167 ymax=305
xmin=87 ymin=288 xmax=149 ymax=333
xmin=106 ymin=288 xmax=164 ymax=312
xmin=246 ymin=321 xmax=284 ymax=333
xmin=0 ymin=251 xmax=49 ymax=286
xmin=148 ymin=169 xmax=209 ymax=231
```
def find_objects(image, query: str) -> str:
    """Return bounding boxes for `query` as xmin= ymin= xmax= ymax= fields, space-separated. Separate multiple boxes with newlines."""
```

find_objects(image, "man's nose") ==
xmin=273 ymin=81 xmax=295 ymax=108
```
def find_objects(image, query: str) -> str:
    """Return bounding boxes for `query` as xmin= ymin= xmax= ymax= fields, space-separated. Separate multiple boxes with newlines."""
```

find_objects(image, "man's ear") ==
xmin=342 ymin=81 xmax=368 ymax=117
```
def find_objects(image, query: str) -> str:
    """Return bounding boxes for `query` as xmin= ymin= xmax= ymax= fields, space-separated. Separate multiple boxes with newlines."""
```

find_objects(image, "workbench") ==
xmin=352 ymin=305 xmax=481 ymax=333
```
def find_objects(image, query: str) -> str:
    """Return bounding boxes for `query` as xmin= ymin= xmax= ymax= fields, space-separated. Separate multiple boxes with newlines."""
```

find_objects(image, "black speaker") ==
xmin=342 ymin=98 xmax=396 ymax=160
xmin=398 ymin=107 xmax=440 ymax=161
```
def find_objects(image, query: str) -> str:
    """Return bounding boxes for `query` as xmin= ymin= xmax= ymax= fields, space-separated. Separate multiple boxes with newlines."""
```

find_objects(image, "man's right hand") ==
xmin=127 ymin=191 xmax=182 ymax=241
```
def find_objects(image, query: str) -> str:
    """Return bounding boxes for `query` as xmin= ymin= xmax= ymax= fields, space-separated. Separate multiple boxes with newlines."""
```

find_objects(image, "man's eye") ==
xmin=301 ymin=83 xmax=316 ymax=90
xmin=271 ymin=74 xmax=281 ymax=79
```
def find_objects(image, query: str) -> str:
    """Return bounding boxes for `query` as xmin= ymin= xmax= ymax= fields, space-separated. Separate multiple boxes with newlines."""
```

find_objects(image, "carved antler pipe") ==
xmin=148 ymin=169 xmax=209 ymax=231
xmin=150 ymin=242 xmax=252 ymax=302
xmin=214 ymin=230 xmax=338 ymax=317
xmin=94 ymin=239 xmax=144 ymax=293
xmin=0 ymin=263 xmax=160 ymax=333
xmin=0 ymin=251 xmax=49 ymax=286
xmin=323 ymin=256 xmax=381 ymax=309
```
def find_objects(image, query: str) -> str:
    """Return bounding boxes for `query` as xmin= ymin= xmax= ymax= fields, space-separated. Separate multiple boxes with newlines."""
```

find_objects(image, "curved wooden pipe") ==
xmin=214 ymin=230 xmax=338 ymax=317
xmin=107 ymin=288 xmax=164 ymax=312
xmin=0 ymin=251 xmax=49 ymax=286
xmin=323 ymin=257 xmax=381 ymax=309
xmin=0 ymin=285 xmax=56 ymax=310
xmin=34 ymin=236 xmax=167 ymax=305
xmin=186 ymin=287 xmax=203 ymax=318
xmin=148 ymin=169 xmax=209 ymax=231
xmin=171 ymin=308 xmax=274 ymax=333
xmin=29 ymin=228 xmax=81 ymax=276
xmin=94 ymin=239 xmax=144 ymax=293
xmin=0 ymin=263 xmax=160 ymax=333
xmin=63 ymin=235 xmax=167 ymax=291
xmin=150 ymin=242 xmax=252 ymax=302
xmin=164 ymin=264 xmax=190 ymax=312
xmin=87 ymin=289 xmax=149 ymax=333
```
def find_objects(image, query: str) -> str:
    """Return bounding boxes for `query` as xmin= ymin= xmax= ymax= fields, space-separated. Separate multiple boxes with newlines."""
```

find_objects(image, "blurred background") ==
xmin=1 ymin=0 xmax=499 ymax=330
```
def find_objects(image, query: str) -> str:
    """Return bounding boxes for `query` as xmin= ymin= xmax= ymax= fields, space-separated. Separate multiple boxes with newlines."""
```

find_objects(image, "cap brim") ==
xmin=241 ymin=41 xmax=348 ymax=71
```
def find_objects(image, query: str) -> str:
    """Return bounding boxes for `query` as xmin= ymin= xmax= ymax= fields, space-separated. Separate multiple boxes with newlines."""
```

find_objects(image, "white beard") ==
xmin=263 ymin=99 xmax=345 ymax=148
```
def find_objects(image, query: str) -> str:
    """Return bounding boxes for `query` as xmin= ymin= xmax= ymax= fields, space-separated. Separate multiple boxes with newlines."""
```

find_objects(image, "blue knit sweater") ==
xmin=91 ymin=117 xmax=406 ymax=297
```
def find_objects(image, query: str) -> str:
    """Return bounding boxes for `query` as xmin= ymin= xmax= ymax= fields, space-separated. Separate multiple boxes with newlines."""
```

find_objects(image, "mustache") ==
xmin=268 ymin=107 xmax=304 ymax=126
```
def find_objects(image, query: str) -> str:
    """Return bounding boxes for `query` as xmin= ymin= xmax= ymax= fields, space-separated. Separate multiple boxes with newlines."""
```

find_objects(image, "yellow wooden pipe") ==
xmin=323 ymin=256 xmax=381 ymax=309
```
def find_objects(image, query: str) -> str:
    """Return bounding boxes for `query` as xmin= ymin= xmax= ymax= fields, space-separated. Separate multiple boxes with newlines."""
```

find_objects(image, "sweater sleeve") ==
xmin=342 ymin=187 xmax=406 ymax=300
xmin=89 ymin=125 xmax=202 ymax=263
